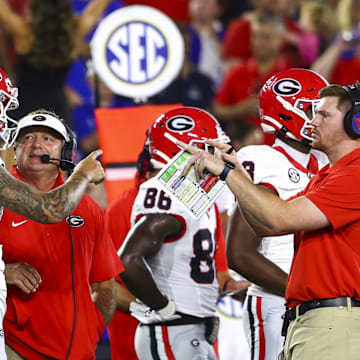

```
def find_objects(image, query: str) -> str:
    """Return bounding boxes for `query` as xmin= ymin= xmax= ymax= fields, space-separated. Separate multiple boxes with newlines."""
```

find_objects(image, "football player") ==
xmin=119 ymin=107 xmax=249 ymax=359
xmin=225 ymin=68 xmax=329 ymax=360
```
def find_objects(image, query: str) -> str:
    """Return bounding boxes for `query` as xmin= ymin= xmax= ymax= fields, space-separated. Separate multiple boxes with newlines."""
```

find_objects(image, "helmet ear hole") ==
xmin=279 ymin=114 xmax=292 ymax=121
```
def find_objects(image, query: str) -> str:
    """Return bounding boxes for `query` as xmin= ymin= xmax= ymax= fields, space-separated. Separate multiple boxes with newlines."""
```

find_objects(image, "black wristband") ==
xmin=226 ymin=144 xmax=236 ymax=154
xmin=219 ymin=162 xmax=235 ymax=181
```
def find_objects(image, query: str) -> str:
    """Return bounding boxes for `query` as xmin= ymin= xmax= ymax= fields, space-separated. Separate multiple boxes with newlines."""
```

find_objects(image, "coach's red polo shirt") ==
xmin=286 ymin=148 xmax=360 ymax=307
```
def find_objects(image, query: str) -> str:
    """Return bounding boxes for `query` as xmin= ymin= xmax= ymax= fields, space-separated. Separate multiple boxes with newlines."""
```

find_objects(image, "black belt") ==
xmin=145 ymin=313 xmax=220 ymax=345
xmin=285 ymin=297 xmax=360 ymax=321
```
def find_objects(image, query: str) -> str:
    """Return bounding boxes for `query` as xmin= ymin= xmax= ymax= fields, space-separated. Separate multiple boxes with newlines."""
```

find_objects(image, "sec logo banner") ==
xmin=90 ymin=6 xmax=184 ymax=100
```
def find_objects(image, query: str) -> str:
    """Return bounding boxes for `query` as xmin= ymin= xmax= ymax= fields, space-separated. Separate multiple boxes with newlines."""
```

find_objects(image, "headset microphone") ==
xmin=40 ymin=154 xmax=76 ymax=170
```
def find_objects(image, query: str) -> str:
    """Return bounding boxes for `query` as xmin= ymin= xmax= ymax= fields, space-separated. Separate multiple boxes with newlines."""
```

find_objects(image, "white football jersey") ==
xmin=131 ymin=176 xmax=219 ymax=318
xmin=236 ymin=138 xmax=328 ymax=298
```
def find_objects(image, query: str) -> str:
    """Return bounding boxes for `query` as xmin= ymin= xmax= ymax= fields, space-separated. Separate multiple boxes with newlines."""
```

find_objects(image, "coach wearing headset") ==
xmin=180 ymin=82 xmax=360 ymax=360
xmin=0 ymin=110 xmax=123 ymax=360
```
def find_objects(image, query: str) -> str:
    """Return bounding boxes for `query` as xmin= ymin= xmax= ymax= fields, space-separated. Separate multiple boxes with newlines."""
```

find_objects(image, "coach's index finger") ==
xmin=176 ymin=140 xmax=198 ymax=154
xmin=87 ymin=149 xmax=103 ymax=160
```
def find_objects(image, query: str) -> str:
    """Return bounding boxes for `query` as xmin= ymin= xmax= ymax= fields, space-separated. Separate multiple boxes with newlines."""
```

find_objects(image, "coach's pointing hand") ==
xmin=74 ymin=149 xmax=105 ymax=184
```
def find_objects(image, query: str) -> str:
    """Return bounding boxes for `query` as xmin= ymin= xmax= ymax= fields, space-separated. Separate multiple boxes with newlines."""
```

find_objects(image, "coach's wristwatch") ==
xmin=219 ymin=162 xmax=235 ymax=181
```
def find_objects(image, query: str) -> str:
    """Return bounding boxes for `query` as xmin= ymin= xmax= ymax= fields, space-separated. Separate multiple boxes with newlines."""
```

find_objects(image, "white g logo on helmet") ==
xmin=166 ymin=116 xmax=195 ymax=132
xmin=273 ymin=79 xmax=301 ymax=96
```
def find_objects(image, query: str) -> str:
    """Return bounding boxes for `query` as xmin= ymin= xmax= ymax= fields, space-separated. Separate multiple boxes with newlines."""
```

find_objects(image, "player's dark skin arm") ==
xmin=119 ymin=214 xmax=182 ymax=311
xmin=0 ymin=150 xmax=103 ymax=224
xmin=227 ymin=190 xmax=288 ymax=297
xmin=113 ymin=282 xmax=136 ymax=312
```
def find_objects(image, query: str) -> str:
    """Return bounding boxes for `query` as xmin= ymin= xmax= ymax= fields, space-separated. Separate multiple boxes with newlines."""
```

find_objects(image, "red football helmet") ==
xmin=0 ymin=68 xmax=19 ymax=150
xmin=259 ymin=68 xmax=329 ymax=144
xmin=148 ymin=106 xmax=230 ymax=168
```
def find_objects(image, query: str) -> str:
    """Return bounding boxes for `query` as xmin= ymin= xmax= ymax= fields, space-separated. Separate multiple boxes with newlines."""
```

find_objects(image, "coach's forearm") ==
xmin=0 ymin=168 xmax=90 ymax=224
xmin=92 ymin=279 xmax=116 ymax=325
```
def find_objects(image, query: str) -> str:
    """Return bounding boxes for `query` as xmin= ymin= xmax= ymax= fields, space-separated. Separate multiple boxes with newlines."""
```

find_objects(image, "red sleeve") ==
xmin=214 ymin=205 xmax=229 ymax=272
xmin=305 ymin=168 xmax=360 ymax=229
xmin=88 ymin=199 xmax=125 ymax=283
xmin=104 ymin=187 xmax=138 ymax=251
xmin=103 ymin=187 xmax=139 ymax=283
xmin=222 ymin=19 xmax=252 ymax=60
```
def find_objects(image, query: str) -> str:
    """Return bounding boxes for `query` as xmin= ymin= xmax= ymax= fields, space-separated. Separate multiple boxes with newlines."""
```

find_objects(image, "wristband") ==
xmin=226 ymin=145 xmax=236 ymax=154
xmin=219 ymin=162 xmax=235 ymax=181
xmin=157 ymin=299 xmax=176 ymax=319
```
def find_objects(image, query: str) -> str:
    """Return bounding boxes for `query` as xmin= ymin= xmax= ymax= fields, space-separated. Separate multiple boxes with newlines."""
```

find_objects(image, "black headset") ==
xmin=342 ymin=84 xmax=360 ymax=139
xmin=60 ymin=124 xmax=77 ymax=171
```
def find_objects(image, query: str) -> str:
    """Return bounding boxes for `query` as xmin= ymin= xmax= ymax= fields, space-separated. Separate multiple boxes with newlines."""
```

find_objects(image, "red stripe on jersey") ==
xmin=256 ymin=297 xmax=266 ymax=360
xmin=272 ymin=146 xmax=319 ymax=175
xmin=214 ymin=204 xmax=228 ymax=272
xmin=307 ymin=153 xmax=319 ymax=174
xmin=161 ymin=327 xmax=176 ymax=360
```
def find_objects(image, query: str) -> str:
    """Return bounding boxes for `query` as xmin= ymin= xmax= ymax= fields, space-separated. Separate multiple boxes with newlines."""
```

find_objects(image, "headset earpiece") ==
xmin=60 ymin=125 xmax=77 ymax=171
xmin=342 ymin=85 xmax=360 ymax=139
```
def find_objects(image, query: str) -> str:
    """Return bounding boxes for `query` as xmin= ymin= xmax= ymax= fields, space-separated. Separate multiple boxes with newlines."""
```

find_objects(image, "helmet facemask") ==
xmin=0 ymin=90 xmax=19 ymax=150
xmin=296 ymin=98 xmax=321 ymax=141
xmin=261 ymin=95 xmax=320 ymax=144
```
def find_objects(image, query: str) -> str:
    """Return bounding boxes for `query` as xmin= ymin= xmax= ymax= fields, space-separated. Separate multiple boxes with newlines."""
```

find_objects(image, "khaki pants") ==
xmin=279 ymin=300 xmax=360 ymax=360
xmin=5 ymin=345 xmax=25 ymax=360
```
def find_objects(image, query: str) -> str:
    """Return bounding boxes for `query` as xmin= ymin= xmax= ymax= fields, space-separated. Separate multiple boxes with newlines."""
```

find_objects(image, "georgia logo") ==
xmin=288 ymin=168 xmax=300 ymax=183
xmin=166 ymin=116 xmax=195 ymax=132
xmin=32 ymin=115 xmax=47 ymax=121
xmin=191 ymin=339 xmax=200 ymax=347
xmin=66 ymin=215 xmax=85 ymax=227
xmin=273 ymin=78 xmax=301 ymax=96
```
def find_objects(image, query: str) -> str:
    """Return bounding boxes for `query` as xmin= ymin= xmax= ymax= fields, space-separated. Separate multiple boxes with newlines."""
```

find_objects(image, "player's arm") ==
xmin=113 ymin=282 xmax=136 ymax=312
xmin=217 ymin=270 xmax=251 ymax=302
xmin=91 ymin=279 xmax=116 ymax=325
xmin=119 ymin=214 xmax=182 ymax=311
xmin=227 ymin=201 xmax=288 ymax=297
xmin=213 ymin=204 xmax=250 ymax=300
xmin=0 ymin=150 xmax=104 ymax=224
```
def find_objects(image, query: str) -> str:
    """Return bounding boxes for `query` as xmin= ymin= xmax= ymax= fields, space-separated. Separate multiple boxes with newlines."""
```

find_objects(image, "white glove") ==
xmin=129 ymin=299 xmax=181 ymax=324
